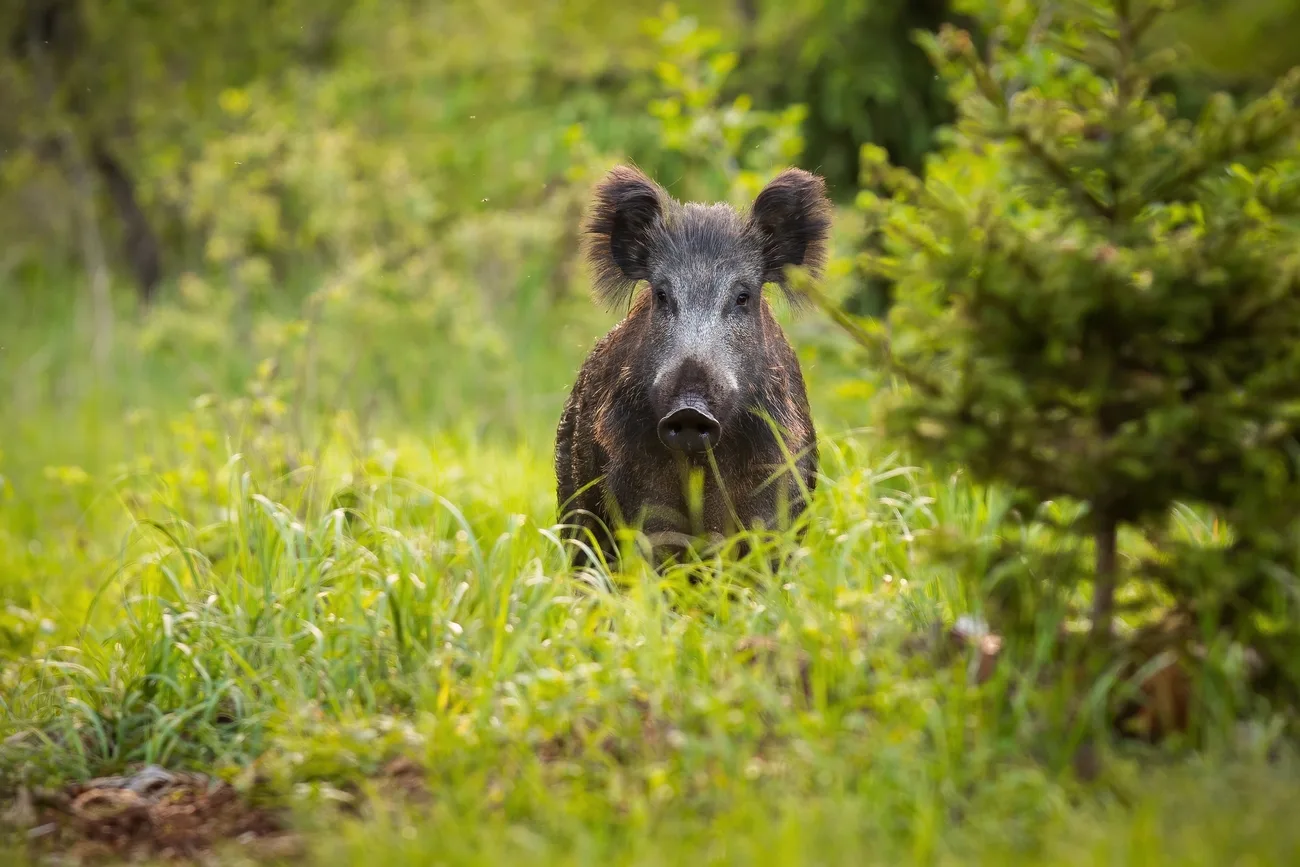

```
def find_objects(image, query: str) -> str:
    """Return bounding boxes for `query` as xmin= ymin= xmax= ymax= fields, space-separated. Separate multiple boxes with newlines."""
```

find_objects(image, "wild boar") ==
xmin=554 ymin=165 xmax=831 ymax=567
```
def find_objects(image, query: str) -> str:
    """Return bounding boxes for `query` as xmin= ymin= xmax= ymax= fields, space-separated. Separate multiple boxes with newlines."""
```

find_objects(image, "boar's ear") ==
xmin=747 ymin=168 xmax=833 ymax=305
xmin=582 ymin=165 xmax=668 ymax=308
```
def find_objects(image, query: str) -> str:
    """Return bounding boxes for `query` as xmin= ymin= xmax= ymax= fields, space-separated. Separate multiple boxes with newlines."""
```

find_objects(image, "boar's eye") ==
xmin=735 ymin=290 xmax=751 ymax=307
xmin=654 ymin=288 xmax=669 ymax=305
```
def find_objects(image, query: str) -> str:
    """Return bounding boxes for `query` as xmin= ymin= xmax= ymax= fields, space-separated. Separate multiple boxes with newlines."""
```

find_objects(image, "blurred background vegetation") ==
xmin=4 ymin=0 xmax=1299 ymax=318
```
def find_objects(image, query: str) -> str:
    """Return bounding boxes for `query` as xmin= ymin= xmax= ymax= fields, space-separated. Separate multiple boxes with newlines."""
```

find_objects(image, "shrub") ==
xmin=803 ymin=0 xmax=1300 ymax=668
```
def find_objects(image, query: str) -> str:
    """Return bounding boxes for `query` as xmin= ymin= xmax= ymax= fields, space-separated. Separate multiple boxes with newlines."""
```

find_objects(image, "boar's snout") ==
xmin=657 ymin=395 xmax=722 ymax=455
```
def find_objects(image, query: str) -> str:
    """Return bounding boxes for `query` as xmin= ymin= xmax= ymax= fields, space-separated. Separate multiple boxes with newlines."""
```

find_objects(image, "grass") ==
xmin=1 ymin=281 xmax=1298 ymax=865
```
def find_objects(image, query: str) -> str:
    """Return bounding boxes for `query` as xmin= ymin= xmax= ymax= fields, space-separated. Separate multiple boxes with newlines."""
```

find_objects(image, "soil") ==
xmin=3 ymin=765 xmax=299 ymax=864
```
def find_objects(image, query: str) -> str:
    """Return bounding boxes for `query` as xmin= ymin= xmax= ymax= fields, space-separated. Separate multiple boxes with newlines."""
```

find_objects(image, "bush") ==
xmin=803 ymin=0 xmax=1300 ymax=679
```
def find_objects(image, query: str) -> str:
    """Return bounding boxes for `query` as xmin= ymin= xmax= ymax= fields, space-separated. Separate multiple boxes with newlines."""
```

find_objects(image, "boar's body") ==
xmin=555 ymin=294 xmax=818 ymax=562
xmin=555 ymin=166 xmax=831 ymax=566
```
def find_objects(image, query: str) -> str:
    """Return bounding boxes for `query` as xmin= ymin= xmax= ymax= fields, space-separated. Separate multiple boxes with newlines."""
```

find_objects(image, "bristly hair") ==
xmin=581 ymin=164 xmax=669 ymax=310
xmin=745 ymin=168 xmax=833 ymax=310
xmin=580 ymin=164 xmax=833 ymax=311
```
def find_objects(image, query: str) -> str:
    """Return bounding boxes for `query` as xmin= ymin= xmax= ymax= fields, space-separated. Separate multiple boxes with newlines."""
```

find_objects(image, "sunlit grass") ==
xmin=1 ymin=292 xmax=1297 ymax=865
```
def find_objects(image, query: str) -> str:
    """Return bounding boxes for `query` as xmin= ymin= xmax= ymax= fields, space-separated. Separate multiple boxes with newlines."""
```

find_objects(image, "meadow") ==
xmin=4 ymin=0 xmax=1300 ymax=863
xmin=3 ymin=260 xmax=1299 ymax=865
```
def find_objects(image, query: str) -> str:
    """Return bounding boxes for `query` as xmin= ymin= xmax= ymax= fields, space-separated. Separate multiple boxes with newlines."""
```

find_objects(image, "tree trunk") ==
xmin=17 ymin=0 xmax=161 ymax=306
xmin=21 ymin=1 xmax=113 ymax=364
xmin=90 ymin=140 xmax=162 ymax=306
xmin=1091 ymin=516 xmax=1118 ymax=643
xmin=58 ymin=130 xmax=113 ymax=366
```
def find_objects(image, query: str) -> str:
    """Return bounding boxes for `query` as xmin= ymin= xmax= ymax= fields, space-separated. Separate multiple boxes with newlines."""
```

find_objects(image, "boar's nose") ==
xmin=658 ymin=397 xmax=722 ymax=455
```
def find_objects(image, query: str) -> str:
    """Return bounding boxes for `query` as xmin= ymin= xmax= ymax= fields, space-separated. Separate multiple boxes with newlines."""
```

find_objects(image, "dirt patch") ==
xmin=3 ymin=765 xmax=302 ymax=864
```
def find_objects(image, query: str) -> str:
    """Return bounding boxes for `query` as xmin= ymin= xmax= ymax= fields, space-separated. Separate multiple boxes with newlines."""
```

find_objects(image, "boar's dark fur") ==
xmin=555 ymin=165 xmax=832 ymax=567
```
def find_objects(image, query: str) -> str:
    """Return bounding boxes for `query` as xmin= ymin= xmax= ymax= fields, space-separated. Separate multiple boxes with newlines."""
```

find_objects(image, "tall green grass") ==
xmin=2 ymin=285 xmax=1297 ymax=865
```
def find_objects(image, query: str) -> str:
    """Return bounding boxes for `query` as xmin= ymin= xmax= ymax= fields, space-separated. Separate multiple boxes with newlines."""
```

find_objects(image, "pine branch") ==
xmin=795 ymin=276 xmax=949 ymax=400
xmin=1128 ymin=2 xmax=1169 ymax=46
xmin=1148 ymin=69 xmax=1300 ymax=203
xmin=795 ymin=277 xmax=877 ymax=353
xmin=1108 ymin=0 xmax=1138 ymax=222
xmin=953 ymin=36 xmax=1117 ymax=221
xmin=1012 ymin=125 xmax=1117 ymax=220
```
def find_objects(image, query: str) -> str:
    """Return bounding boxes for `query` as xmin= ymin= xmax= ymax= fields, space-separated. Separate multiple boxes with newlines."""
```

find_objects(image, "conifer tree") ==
xmin=813 ymin=0 xmax=1300 ymax=640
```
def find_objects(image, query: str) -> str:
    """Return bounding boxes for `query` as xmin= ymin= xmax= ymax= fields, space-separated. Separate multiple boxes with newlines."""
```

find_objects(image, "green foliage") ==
xmin=812 ymin=0 xmax=1300 ymax=657
xmin=0 ymin=0 xmax=704 ymax=292
xmin=0 ymin=0 xmax=355 ymax=268
xmin=6 ymin=0 xmax=1300 ymax=306
xmin=643 ymin=4 xmax=810 ymax=205
xmin=738 ymin=0 xmax=958 ymax=193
